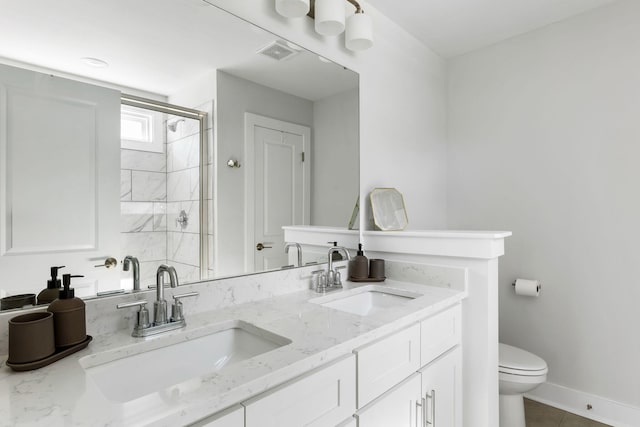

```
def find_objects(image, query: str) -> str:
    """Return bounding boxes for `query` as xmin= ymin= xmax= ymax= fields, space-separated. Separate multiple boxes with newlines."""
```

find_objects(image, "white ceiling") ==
xmin=366 ymin=0 xmax=618 ymax=57
xmin=0 ymin=0 xmax=357 ymax=100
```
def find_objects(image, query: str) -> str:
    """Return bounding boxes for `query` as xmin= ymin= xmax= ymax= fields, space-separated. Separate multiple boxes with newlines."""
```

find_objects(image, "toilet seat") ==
xmin=499 ymin=343 xmax=548 ymax=376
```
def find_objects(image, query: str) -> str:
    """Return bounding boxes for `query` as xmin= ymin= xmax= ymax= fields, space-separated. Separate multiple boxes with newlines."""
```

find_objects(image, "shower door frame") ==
xmin=121 ymin=94 xmax=209 ymax=281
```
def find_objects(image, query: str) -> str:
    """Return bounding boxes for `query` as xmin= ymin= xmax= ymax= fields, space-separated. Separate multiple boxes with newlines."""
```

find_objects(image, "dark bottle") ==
xmin=47 ymin=274 xmax=86 ymax=348
xmin=37 ymin=265 xmax=65 ymax=305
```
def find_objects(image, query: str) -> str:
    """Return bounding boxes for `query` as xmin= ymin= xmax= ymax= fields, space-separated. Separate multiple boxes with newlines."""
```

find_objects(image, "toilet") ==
xmin=499 ymin=343 xmax=548 ymax=427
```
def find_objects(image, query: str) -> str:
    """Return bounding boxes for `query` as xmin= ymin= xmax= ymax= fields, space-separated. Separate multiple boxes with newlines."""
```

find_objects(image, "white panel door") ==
xmin=246 ymin=113 xmax=310 ymax=273
xmin=0 ymin=63 xmax=121 ymax=296
xmin=420 ymin=346 xmax=463 ymax=427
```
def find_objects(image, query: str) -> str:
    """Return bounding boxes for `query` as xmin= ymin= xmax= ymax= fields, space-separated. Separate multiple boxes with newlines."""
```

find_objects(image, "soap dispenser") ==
xmin=37 ymin=265 xmax=65 ymax=305
xmin=348 ymin=243 xmax=369 ymax=280
xmin=47 ymin=274 xmax=86 ymax=348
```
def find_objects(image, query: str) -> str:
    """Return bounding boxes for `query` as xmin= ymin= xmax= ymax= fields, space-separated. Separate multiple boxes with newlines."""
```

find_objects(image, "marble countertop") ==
xmin=0 ymin=280 xmax=465 ymax=427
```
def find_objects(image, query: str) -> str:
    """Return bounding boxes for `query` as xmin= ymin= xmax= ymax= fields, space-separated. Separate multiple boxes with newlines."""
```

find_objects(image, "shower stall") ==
xmin=119 ymin=95 xmax=209 ymax=288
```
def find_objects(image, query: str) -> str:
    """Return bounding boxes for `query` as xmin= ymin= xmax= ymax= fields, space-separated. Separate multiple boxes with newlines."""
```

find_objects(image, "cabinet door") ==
xmin=355 ymin=323 xmax=421 ymax=407
xmin=244 ymin=354 xmax=355 ymax=427
xmin=188 ymin=404 xmax=243 ymax=427
xmin=356 ymin=373 xmax=422 ymax=427
xmin=420 ymin=346 xmax=462 ymax=427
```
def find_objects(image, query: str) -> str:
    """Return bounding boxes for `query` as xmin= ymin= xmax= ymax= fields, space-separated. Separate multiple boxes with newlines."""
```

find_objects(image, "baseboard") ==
xmin=526 ymin=382 xmax=640 ymax=427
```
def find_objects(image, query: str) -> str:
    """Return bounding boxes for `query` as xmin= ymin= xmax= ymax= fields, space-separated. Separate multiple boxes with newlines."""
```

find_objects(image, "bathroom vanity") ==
xmin=0 ymin=227 xmax=511 ymax=426
xmin=0 ymin=262 xmax=465 ymax=426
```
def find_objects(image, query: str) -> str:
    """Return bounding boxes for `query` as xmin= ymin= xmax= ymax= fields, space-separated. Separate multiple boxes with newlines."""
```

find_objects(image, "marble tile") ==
xmin=168 ymin=133 xmax=199 ymax=172
xmin=171 ymin=261 xmax=201 ymax=285
xmin=180 ymin=200 xmax=200 ymax=234
xmin=168 ymin=231 xmax=200 ymax=266
xmin=120 ymin=202 xmax=154 ymax=232
xmin=167 ymin=169 xmax=190 ymax=201
xmin=138 ymin=260 xmax=167 ymax=289
xmin=189 ymin=167 xmax=200 ymax=200
xmin=153 ymin=202 xmax=166 ymax=231
xmin=120 ymin=170 xmax=132 ymax=201
xmin=120 ymin=231 xmax=166 ymax=262
xmin=131 ymin=171 xmax=166 ymax=201
xmin=121 ymin=148 xmax=166 ymax=172
xmin=166 ymin=201 xmax=182 ymax=232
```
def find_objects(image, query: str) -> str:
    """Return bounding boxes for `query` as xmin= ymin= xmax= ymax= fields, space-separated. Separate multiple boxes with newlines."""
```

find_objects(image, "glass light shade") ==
xmin=345 ymin=12 xmax=373 ymax=51
xmin=275 ymin=0 xmax=310 ymax=18
xmin=315 ymin=0 xmax=345 ymax=36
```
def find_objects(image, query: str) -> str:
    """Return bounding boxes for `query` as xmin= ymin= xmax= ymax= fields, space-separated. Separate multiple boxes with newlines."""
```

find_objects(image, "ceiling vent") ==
xmin=257 ymin=41 xmax=299 ymax=61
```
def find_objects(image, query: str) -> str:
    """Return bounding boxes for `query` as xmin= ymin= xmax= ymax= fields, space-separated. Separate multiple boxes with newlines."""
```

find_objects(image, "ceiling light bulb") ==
xmin=315 ymin=0 xmax=345 ymax=36
xmin=275 ymin=0 xmax=310 ymax=18
xmin=81 ymin=57 xmax=109 ymax=68
xmin=345 ymin=12 xmax=373 ymax=51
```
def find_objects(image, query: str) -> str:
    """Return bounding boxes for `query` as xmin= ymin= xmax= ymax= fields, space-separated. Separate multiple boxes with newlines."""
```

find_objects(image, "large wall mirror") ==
xmin=0 ymin=0 xmax=359 ymax=305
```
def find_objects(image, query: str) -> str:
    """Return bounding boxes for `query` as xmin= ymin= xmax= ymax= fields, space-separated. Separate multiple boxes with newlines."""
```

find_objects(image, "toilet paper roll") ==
xmin=514 ymin=278 xmax=541 ymax=297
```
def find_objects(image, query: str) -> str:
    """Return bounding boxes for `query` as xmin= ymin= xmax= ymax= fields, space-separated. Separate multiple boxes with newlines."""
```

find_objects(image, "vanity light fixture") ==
xmin=275 ymin=0 xmax=373 ymax=52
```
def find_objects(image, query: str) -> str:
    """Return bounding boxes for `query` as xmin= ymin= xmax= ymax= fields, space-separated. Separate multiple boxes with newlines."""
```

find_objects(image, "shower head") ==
xmin=167 ymin=118 xmax=185 ymax=132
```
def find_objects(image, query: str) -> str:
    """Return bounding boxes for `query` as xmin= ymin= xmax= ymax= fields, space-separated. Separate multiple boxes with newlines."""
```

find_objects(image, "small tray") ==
xmin=5 ymin=335 xmax=92 ymax=372
xmin=349 ymin=276 xmax=386 ymax=283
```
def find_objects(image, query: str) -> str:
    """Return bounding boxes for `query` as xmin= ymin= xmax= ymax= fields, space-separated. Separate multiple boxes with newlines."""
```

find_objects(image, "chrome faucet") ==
xmin=116 ymin=264 xmax=198 ymax=337
xmin=327 ymin=246 xmax=351 ymax=287
xmin=123 ymin=255 xmax=140 ymax=291
xmin=154 ymin=264 xmax=179 ymax=326
xmin=284 ymin=242 xmax=303 ymax=267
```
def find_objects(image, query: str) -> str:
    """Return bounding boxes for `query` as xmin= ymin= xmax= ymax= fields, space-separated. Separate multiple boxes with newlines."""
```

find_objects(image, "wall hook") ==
xmin=227 ymin=159 xmax=241 ymax=168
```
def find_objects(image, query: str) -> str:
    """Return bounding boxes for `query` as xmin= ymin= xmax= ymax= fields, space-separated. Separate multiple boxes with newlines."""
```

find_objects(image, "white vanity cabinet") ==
xmin=355 ymin=373 xmax=422 ymax=427
xmin=244 ymin=354 xmax=356 ymax=427
xmin=420 ymin=347 xmax=462 ymax=427
xmin=354 ymin=304 xmax=462 ymax=427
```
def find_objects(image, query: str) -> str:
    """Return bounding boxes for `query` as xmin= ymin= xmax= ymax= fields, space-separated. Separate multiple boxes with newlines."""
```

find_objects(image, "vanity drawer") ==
xmin=244 ymin=354 xmax=356 ymax=427
xmin=355 ymin=323 xmax=421 ymax=408
xmin=421 ymin=304 xmax=461 ymax=366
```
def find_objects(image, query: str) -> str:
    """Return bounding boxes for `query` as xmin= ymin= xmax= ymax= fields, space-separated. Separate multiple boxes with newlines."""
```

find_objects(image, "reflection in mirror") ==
xmin=0 ymin=0 xmax=359 ymax=308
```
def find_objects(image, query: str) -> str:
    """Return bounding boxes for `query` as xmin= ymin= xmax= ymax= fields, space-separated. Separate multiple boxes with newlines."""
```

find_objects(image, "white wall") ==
xmin=207 ymin=0 xmax=448 ymax=231
xmin=311 ymin=88 xmax=359 ymax=226
xmin=448 ymin=0 xmax=640 ymax=414
xmin=215 ymin=71 xmax=313 ymax=276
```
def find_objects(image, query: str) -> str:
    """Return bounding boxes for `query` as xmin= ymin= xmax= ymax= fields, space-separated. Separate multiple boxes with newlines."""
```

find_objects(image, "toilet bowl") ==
xmin=499 ymin=343 xmax=548 ymax=427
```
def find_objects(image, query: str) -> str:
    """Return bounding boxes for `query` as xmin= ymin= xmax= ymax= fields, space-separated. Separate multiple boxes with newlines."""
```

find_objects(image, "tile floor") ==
xmin=524 ymin=399 xmax=612 ymax=427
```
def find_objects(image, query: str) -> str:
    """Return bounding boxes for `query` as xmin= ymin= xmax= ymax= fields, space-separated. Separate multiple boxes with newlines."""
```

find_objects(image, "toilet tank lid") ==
xmin=499 ymin=343 xmax=547 ymax=371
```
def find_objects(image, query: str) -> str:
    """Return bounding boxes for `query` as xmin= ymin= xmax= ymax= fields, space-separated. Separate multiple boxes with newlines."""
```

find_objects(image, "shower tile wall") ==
xmin=120 ymin=148 xmax=167 ymax=287
xmin=166 ymin=115 xmax=202 ymax=284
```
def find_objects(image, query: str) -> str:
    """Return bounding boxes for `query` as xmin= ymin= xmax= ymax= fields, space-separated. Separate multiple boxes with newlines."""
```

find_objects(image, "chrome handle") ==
xmin=95 ymin=257 xmax=118 ymax=268
xmin=172 ymin=292 xmax=199 ymax=301
xmin=426 ymin=390 xmax=435 ymax=426
xmin=170 ymin=292 xmax=198 ymax=322
xmin=256 ymin=242 xmax=273 ymax=251
xmin=176 ymin=209 xmax=189 ymax=229
xmin=117 ymin=300 xmax=148 ymax=309
xmin=117 ymin=300 xmax=150 ymax=329
xmin=415 ymin=399 xmax=423 ymax=427
xmin=422 ymin=397 xmax=427 ymax=427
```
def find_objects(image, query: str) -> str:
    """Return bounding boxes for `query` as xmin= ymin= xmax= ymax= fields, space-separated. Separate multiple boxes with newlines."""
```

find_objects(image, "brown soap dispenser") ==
xmin=37 ymin=265 xmax=65 ymax=305
xmin=47 ymin=274 xmax=86 ymax=348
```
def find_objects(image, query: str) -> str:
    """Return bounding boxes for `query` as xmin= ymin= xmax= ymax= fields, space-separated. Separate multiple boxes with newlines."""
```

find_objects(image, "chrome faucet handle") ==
xmin=170 ymin=292 xmax=199 ymax=322
xmin=117 ymin=300 xmax=151 ymax=331
xmin=334 ymin=266 xmax=346 ymax=288
xmin=311 ymin=269 xmax=327 ymax=293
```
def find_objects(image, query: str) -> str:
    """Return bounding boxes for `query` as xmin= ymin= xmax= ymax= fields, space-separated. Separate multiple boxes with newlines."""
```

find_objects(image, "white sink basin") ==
xmin=310 ymin=285 xmax=422 ymax=316
xmin=80 ymin=320 xmax=290 ymax=402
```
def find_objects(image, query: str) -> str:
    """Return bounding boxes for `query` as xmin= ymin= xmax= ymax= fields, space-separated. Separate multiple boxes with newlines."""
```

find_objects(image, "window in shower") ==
xmin=120 ymin=104 xmax=164 ymax=153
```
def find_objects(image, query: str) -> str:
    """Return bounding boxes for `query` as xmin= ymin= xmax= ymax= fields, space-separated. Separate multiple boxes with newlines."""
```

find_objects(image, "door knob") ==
xmin=256 ymin=243 xmax=273 ymax=251
xmin=94 ymin=257 xmax=118 ymax=268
